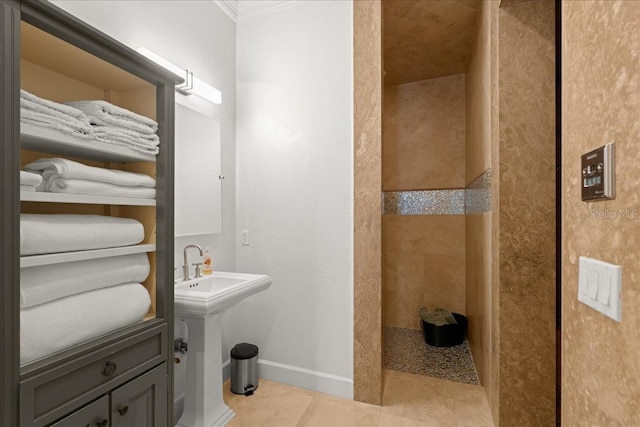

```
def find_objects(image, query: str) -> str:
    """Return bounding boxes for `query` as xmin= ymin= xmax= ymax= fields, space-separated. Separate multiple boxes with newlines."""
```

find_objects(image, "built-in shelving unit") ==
xmin=0 ymin=3 xmax=178 ymax=425
xmin=20 ymin=243 xmax=156 ymax=268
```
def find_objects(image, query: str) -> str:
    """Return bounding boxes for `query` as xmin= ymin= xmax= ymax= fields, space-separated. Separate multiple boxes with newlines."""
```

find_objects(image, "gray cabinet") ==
xmin=49 ymin=396 xmax=109 ymax=427
xmin=0 ymin=1 xmax=178 ymax=426
xmin=49 ymin=364 xmax=167 ymax=427
xmin=111 ymin=363 xmax=167 ymax=427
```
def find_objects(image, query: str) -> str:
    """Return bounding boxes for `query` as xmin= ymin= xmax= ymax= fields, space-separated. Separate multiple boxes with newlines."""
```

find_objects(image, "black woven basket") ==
xmin=421 ymin=313 xmax=467 ymax=347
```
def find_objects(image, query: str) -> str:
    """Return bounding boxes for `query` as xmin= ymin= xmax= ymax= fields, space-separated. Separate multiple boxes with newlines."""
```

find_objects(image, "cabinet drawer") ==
xmin=49 ymin=395 xmax=109 ymax=427
xmin=21 ymin=323 xmax=166 ymax=427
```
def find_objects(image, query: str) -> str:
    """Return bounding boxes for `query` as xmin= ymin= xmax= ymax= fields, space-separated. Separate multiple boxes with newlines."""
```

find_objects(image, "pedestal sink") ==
xmin=174 ymin=271 xmax=271 ymax=427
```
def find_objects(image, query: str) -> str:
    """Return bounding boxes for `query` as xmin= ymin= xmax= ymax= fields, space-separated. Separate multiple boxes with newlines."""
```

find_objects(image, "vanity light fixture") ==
xmin=137 ymin=47 xmax=222 ymax=105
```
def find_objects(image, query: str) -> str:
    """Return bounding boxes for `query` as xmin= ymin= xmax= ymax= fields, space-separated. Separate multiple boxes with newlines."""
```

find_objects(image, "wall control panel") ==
xmin=581 ymin=142 xmax=615 ymax=201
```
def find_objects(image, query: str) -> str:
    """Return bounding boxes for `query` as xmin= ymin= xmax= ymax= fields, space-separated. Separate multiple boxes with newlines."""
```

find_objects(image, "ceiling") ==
xmin=383 ymin=0 xmax=482 ymax=86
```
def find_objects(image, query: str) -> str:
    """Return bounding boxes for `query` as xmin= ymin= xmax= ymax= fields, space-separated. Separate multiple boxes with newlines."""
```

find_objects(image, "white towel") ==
xmin=66 ymin=100 xmax=158 ymax=135
xmin=25 ymin=158 xmax=155 ymax=188
xmin=20 ymin=185 xmax=36 ymax=192
xmin=20 ymin=253 xmax=150 ymax=308
xmin=21 ymin=89 xmax=90 ymax=122
xmin=20 ymin=171 xmax=43 ymax=187
xmin=21 ymin=108 xmax=96 ymax=139
xmin=20 ymin=283 xmax=151 ymax=365
xmin=95 ymin=125 xmax=160 ymax=146
xmin=93 ymin=126 xmax=160 ymax=153
xmin=20 ymin=214 xmax=145 ymax=256
xmin=94 ymin=133 xmax=160 ymax=156
xmin=44 ymin=178 xmax=156 ymax=199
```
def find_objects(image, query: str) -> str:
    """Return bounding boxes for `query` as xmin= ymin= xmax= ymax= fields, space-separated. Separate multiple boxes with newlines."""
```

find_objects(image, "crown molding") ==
xmin=214 ymin=0 xmax=239 ymax=22
xmin=237 ymin=0 xmax=299 ymax=22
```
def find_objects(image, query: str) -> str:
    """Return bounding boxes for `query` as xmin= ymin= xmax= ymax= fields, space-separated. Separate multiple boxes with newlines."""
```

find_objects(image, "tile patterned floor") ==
xmin=384 ymin=327 xmax=479 ymax=385
xmin=223 ymin=369 xmax=494 ymax=427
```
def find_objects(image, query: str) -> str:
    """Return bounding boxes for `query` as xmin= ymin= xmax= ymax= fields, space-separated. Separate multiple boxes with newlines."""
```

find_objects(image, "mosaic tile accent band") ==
xmin=382 ymin=168 xmax=491 ymax=215
xmin=465 ymin=168 xmax=492 ymax=214
xmin=383 ymin=189 xmax=465 ymax=215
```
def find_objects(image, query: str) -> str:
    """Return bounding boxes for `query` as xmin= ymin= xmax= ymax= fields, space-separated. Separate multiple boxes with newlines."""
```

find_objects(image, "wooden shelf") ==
xmin=20 ymin=191 xmax=156 ymax=206
xmin=21 ymin=123 xmax=156 ymax=163
xmin=20 ymin=244 xmax=156 ymax=268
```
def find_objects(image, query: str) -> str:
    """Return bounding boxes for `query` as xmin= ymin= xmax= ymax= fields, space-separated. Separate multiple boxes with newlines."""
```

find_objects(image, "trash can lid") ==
xmin=231 ymin=343 xmax=259 ymax=360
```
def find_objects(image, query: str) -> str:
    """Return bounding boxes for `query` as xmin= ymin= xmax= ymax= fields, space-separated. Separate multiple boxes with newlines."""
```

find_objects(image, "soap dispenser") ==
xmin=203 ymin=247 xmax=213 ymax=275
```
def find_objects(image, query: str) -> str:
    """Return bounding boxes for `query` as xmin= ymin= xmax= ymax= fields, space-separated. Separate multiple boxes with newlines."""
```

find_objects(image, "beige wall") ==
xmin=382 ymin=75 xmax=466 ymax=330
xmin=383 ymin=75 xmax=466 ymax=191
xmin=464 ymin=0 xmax=497 ymax=420
xmin=353 ymin=0 xmax=383 ymax=405
xmin=498 ymin=1 xmax=556 ymax=425
xmin=562 ymin=1 xmax=640 ymax=425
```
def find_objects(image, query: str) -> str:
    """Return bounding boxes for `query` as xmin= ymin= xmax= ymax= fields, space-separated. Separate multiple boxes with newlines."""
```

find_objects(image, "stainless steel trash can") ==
xmin=230 ymin=343 xmax=259 ymax=395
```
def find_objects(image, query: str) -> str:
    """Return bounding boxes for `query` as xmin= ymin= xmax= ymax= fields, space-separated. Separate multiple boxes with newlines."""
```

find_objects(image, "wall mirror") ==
xmin=174 ymin=102 xmax=222 ymax=236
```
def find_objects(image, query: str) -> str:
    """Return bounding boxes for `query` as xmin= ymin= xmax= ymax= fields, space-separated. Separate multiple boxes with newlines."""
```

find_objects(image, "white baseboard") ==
xmin=222 ymin=358 xmax=353 ymax=399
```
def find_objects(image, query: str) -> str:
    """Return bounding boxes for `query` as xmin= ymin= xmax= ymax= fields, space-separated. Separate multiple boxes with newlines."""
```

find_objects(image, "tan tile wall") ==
xmin=383 ymin=74 xmax=466 ymax=191
xmin=382 ymin=74 xmax=466 ymax=331
xmin=464 ymin=1 xmax=496 ymax=419
xmin=562 ymin=1 xmax=640 ymax=425
xmin=383 ymin=215 xmax=465 ymax=329
xmin=353 ymin=0 xmax=383 ymax=405
xmin=498 ymin=1 xmax=556 ymax=425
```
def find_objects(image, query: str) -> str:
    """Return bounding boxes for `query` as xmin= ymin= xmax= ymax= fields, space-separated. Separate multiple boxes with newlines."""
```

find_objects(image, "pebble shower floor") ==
xmin=383 ymin=326 xmax=480 ymax=385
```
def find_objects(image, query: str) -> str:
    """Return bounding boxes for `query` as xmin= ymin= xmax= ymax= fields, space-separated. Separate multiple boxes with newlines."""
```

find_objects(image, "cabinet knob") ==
xmin=117 ymin=405 xmax=129 ymax=416
xmin=102 ymin=361 xmax=117 ymax=376
xmin=96 ymin=418 xmax=108 ymax=427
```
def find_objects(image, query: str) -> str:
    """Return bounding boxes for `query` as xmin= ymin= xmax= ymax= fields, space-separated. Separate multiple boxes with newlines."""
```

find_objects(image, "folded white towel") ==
xmin=20 ymin=283 xmax=151 ymax=365
xmin=20 ymin=89 xmax=90 ymax=122
xmin=66 ymin=100 xmax=158 ymax=135
xmin=94 ymin=126 xmax=160 ymax=151
xmin=20 ymin=214 xmax=145 ymax=256
xmin=94 ymin=133 xmax=160 ymax=156
xmin=21 ymin=108 xmax=96 ymax=139
xmin=20 ymin=171 xmax=42 ymax=187
xmin=25 ymin=158 xmax=155 ymax=188
xmin=20 ymin=185 xmax=36 ymax=192
xmin=95 ymin=125 xmax=160 ymax=146
xmin=44 ymin=177 xmax=156 ymax=199
xmin=20 ymin=253 xmax=150 ymax=308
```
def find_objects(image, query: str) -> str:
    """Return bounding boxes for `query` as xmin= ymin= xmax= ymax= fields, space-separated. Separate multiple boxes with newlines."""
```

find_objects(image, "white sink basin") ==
xmin=174 ymin=271 xmax=272 ymax=317
xmin=174 ymin=271 xmax=271 ymax=427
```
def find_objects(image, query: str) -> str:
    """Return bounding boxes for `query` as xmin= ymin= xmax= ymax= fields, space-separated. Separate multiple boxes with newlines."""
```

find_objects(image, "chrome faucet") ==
xmin=183 ymin=244 xmax=204 ymax=280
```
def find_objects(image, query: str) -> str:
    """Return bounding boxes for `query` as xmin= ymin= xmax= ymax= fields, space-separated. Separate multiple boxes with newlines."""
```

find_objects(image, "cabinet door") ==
xmin=49 ymin=395 xmax=109 ymax=427
xmin=110 ymin=363 xmax=167 ymax=427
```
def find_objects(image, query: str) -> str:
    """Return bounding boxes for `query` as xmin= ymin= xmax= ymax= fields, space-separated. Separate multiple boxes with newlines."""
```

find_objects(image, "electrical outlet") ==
xmin=241 ymin=230 xmax=250 ymax=246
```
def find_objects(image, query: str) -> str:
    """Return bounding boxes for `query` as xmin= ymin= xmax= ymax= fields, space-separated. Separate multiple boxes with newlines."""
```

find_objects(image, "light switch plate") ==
xmin=578 ymin=256 xmax=622 ymax=322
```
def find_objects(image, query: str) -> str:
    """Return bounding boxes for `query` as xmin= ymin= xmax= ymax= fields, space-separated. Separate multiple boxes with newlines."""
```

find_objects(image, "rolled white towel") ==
xmin=25 ymin=157 xmax=155 ymax=188
xmin=20 ymin=214 xmax=145 ymax=256
xmin=20 ymin=171 xmax=43 ymax=187
xmin=66 ymin=100 xmax=158 ymax=135
xmin=20 ymin=253 xmax=150 ymax=308
xmin=20 ymin=283 xmax=151 ymax=365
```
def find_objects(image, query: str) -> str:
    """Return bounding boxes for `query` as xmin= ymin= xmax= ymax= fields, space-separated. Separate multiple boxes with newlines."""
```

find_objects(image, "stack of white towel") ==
xmin=67 ymin=100 xmax=160 ymax=156
xmin=20 ymin=215 xmax=152 ymax=364
xmin=20 ymin=171 xmax=43 ymax=192
xmin=25 ymin=157 xmax=156 ymax=199
xmin=20 ymin=90 xmax=95 ymax=140
xmin=20 ymin=90 xmax=160 ymax=156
